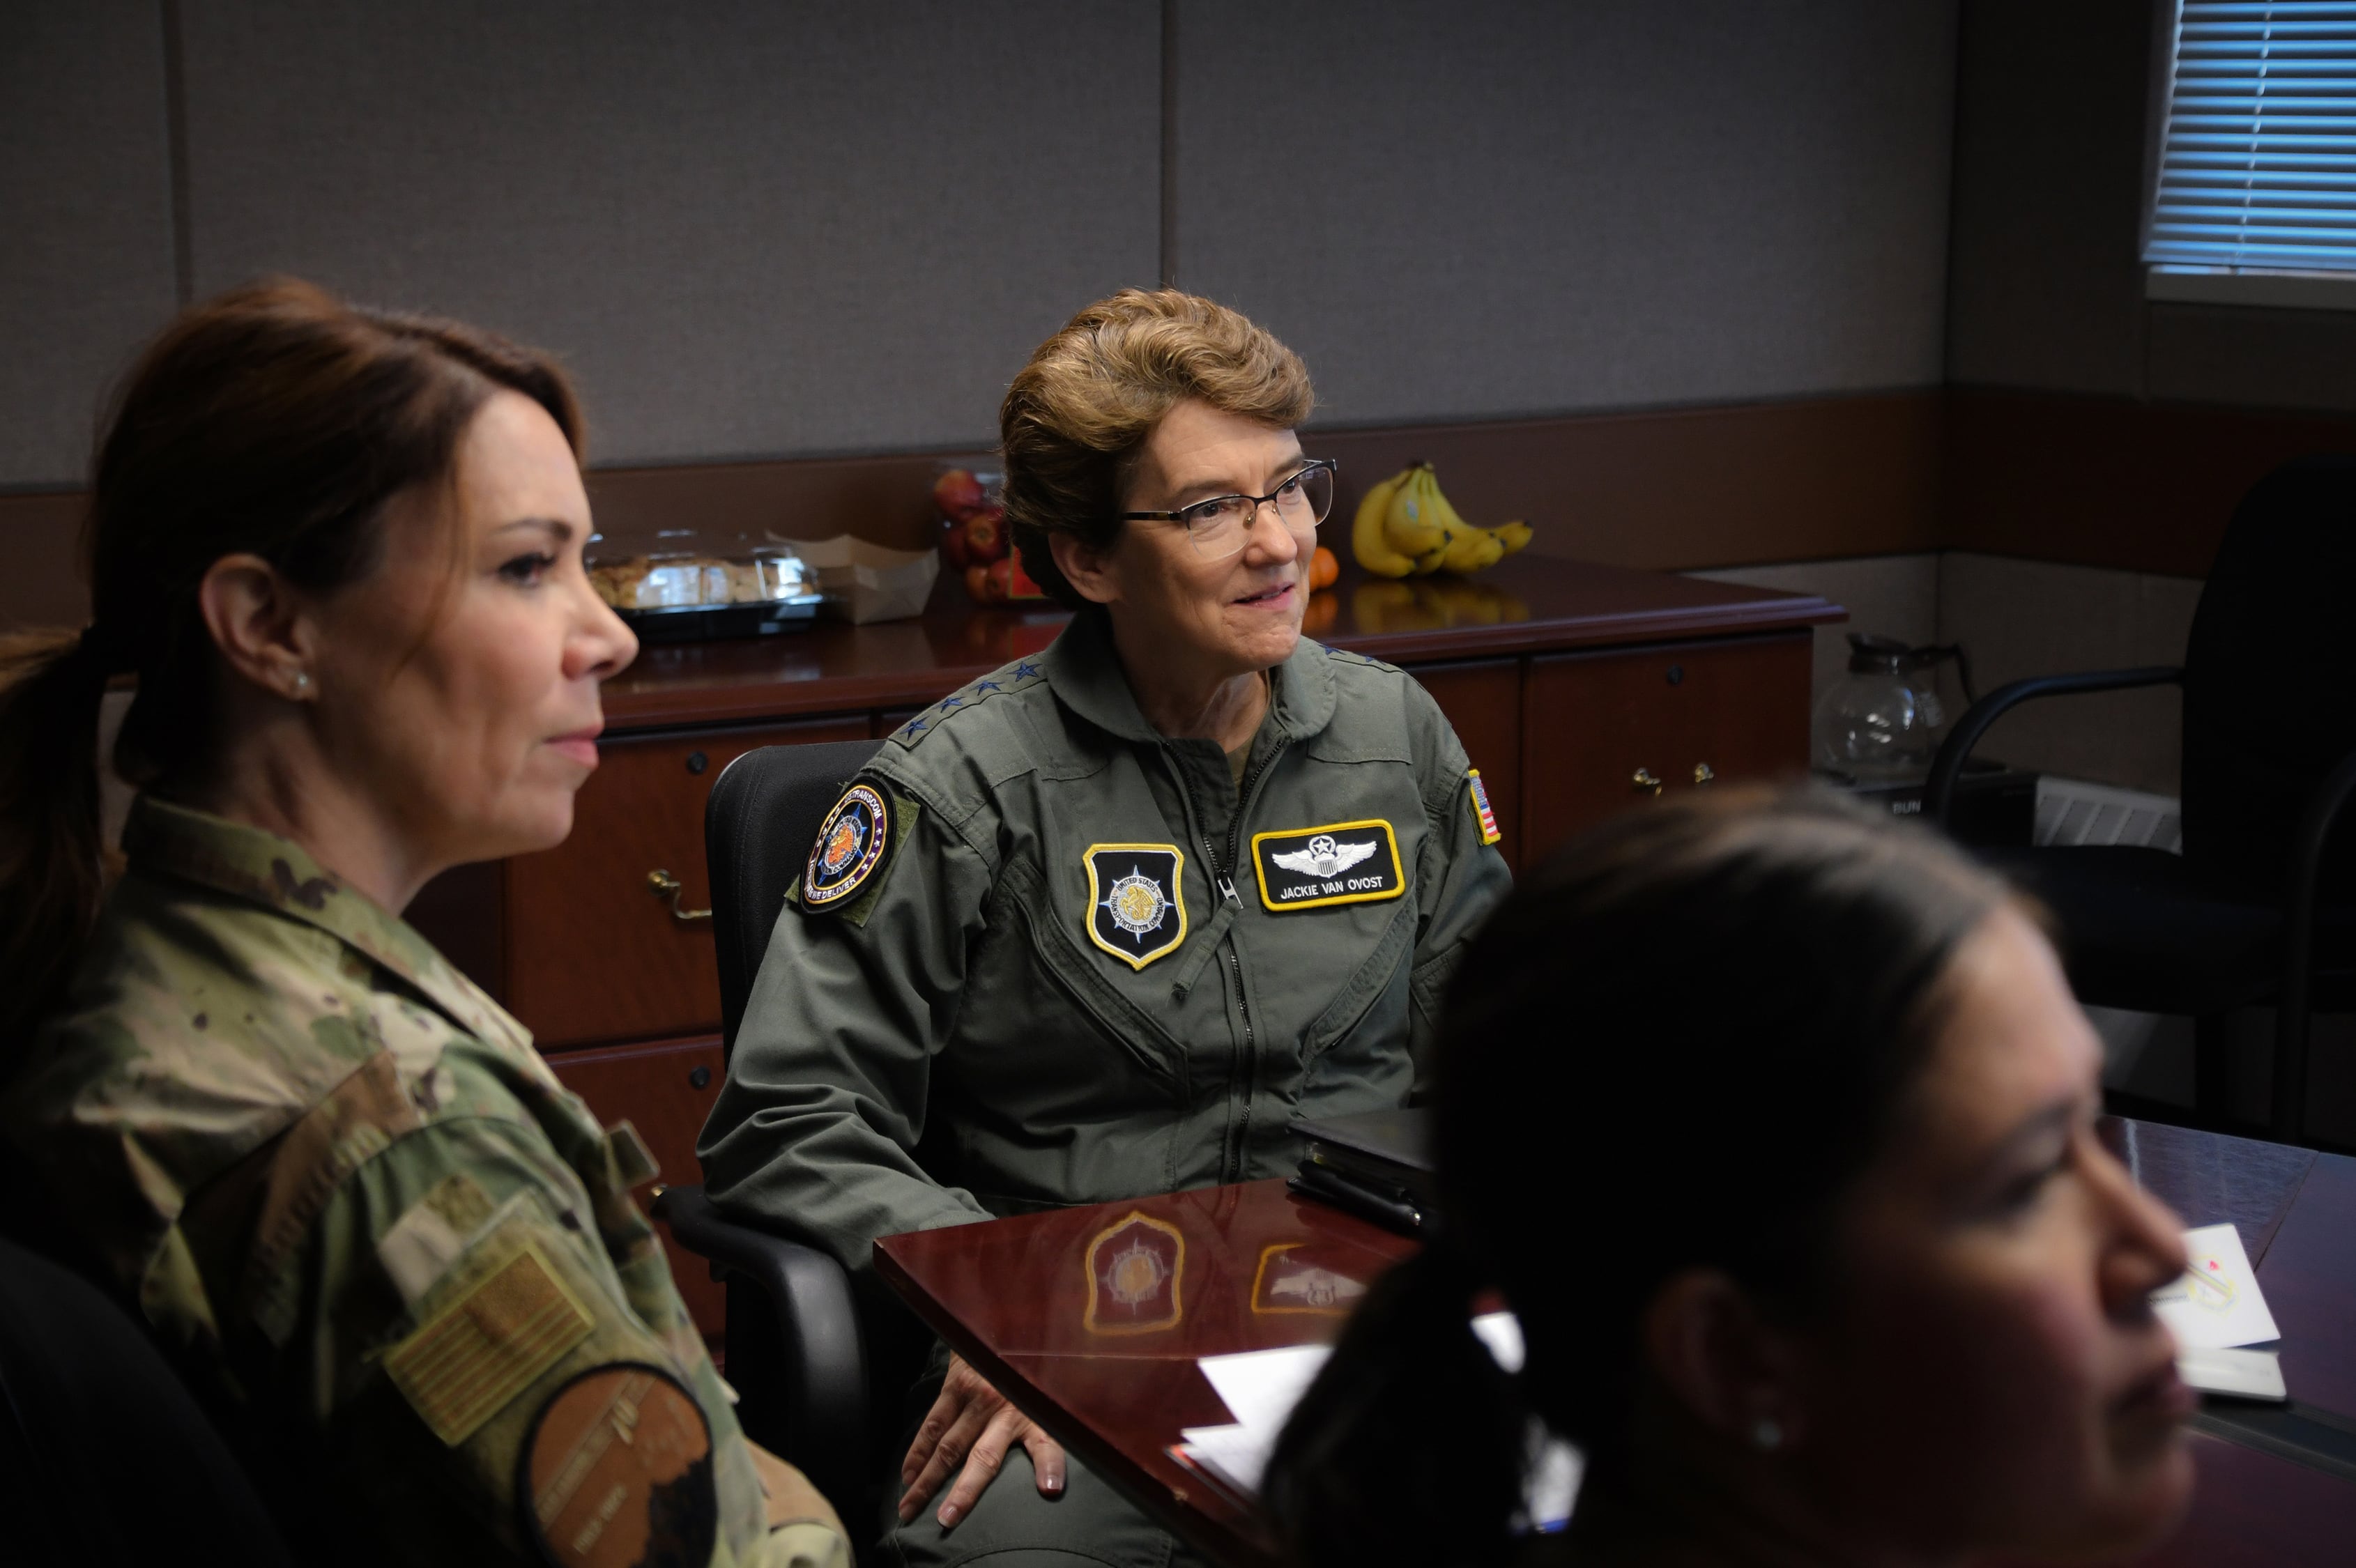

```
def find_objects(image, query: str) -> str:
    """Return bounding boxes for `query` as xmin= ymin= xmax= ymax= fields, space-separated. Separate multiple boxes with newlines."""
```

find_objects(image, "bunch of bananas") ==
xmin=1350 ymin=462 xmax=1533 ymax=578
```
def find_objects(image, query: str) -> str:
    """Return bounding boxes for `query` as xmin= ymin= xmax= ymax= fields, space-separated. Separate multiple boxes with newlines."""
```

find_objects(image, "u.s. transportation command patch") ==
xmin=1251 ymin=820 xmax=1406 ymax=912
xmin=1467 ymin=769 xmax=1502 ymax=845
xmin=1083 ymin=843 xmax=1188 ymax=969
xmin=521 ymin=1364 xmax=717 ymax=1568
xmin=804 ymin=783 xmax=891 ymax=908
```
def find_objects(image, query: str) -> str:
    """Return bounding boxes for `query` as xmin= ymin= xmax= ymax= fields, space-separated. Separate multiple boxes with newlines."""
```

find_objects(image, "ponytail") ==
xmin=0 ymin=626 xmax=118 ymax=1050
xmin=0 ymin=277 xmax=583 ymax=1062
xmin=1263 ymin=1241 xmax=1530 ymax=1568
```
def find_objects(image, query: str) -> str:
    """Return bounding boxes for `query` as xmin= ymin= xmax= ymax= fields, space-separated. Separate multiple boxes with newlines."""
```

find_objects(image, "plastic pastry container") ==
xmin=586 ymin=531 xmax=823 ymax=644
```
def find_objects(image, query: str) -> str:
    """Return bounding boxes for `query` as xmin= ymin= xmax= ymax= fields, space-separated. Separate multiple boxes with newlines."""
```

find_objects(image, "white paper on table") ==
xmin=2177 ymin=1345 xmax=2288 ymax=1401
xmin=1181 ymin=1313 xmax=1581 ymax=1530
xmin=2152 ymin=1222 xmax=2280 ymax=1349
xmin=1195 ymin=1342 xmax=1333 ymax=1440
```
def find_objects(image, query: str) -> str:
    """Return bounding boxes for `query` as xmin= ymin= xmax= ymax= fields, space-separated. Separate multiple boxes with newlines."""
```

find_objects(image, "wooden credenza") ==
xmin=408 ymin=555 xmax=1839 ymax=1338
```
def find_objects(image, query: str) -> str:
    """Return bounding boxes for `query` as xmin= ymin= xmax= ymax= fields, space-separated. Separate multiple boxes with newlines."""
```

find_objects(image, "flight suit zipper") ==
xmin=1165 ymin=737 xmax=1287 ymax=1183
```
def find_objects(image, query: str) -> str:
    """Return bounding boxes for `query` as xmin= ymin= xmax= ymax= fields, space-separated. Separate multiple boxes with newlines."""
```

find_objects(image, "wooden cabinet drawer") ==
xmin=507 ymin=715 xmax=870 ymax=1049
xmin=546 ymin=1035 xmax=727 ymax=1344
xmin=1520 ymin=632 xmax=1812 ymax=863
xmin=1405 ymin=658 xmax=1524 ymax=870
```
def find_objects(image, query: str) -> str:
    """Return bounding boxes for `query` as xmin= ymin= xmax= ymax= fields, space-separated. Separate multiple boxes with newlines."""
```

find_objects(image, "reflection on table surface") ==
xmin=882 ymin=1178 xmax=1413 ymax=1362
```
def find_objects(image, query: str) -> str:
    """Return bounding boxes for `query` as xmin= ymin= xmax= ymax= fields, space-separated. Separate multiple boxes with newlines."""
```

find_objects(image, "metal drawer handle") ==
xmin=1632 ymin=767 xmax=1662 ymax=797
xmin=647 ymin=869 xmax=713 ymax=922
xmin=1693 ymin=762 xmax=1715 ymax=786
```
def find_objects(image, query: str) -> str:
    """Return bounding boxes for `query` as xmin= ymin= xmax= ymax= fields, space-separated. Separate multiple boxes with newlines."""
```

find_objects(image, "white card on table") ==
xmin=2151 ymin=1222 xmax=2280 ymax=1350
xmin=2177 ymin=1345 xmax=2288 ymax=1402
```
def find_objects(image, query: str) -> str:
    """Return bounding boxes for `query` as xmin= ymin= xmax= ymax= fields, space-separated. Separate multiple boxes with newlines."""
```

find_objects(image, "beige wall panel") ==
xmin=1692 ymin=553 xmax=1938 ymax=712
xmin=0 ymin=2 xmax=178 ymax=486
xmin=1934 ymin=551 xmax=2202 ymax=796
xmin=176 ymin=1 xmax=1161 ymax=463
xmin=1171 ymin=0 xmax=1959 ymax=428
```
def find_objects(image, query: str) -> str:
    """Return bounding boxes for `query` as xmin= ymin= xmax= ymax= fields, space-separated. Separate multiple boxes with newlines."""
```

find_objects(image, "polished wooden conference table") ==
xmin=873 ymin=1119 xmax=2356 ymax=1568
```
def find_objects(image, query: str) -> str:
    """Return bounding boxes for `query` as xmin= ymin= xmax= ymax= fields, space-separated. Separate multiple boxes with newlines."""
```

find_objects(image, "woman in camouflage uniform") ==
xmin=0 ymin=281 xmax=846 ymax=1568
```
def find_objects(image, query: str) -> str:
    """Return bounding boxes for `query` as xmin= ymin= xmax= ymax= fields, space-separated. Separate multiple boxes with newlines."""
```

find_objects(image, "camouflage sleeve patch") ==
xmin=604 ymin=1121 xmax=660 ymax=1191
xmin=384 ymin=1236 xmax=595 ymax=1447
xmin=377 ymin=1171 xmax=505 ymax=1305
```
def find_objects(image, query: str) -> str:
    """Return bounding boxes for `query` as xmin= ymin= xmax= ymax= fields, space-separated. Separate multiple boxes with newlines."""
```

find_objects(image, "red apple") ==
xmin=964 ymin=563 xmax=992 ymax=603
xmin=940 ymin=519 xmax=971 ymax=569
xmin=983 ymin=558 xmax=1016 ymax=602
xmin=934 ymin=468 xmax=986 ymax=520
xmin=961 ymin=505 xmax=1008 ymax=563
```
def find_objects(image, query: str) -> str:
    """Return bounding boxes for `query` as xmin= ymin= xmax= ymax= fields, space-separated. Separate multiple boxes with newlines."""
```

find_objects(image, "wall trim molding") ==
xmin=7 ymin=385 xmax=2351 ymax=630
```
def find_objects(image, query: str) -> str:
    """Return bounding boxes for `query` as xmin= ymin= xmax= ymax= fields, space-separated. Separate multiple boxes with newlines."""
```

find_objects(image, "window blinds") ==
xmin=2147 ymin=2 xmax=2356 ymax=275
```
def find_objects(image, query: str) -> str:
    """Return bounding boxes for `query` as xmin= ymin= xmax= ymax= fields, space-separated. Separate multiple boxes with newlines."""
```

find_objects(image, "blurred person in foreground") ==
xmin=0 ymin=280 xmax=846 ymax=1568
xmin=1268 ymin=790 xmax=2194 ymax=1568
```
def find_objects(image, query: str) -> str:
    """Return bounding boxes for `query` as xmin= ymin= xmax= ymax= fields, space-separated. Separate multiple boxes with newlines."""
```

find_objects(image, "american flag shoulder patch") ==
xmin=1467 ymin=769 xmax=1501 ymax=846
xmin=384 ymin=1238 xmax=593 ymax=1447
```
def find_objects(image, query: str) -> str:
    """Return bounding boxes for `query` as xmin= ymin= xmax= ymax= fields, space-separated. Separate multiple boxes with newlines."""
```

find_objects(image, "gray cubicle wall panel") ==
xmin=1170 ymin=0 xmax=1959 ymax=429
xmin=0 ymin=1 xmax=180 ymax=489
xmin=175 ymin=1 xmax=1160 ymax=465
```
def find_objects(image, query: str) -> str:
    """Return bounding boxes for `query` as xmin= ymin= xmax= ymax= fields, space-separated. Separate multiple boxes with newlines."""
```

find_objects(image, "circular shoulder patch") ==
xmin=519 ymin=1363 xmax=715 ymax=1568
xmin=804 ymin=782 xmax=892 ymax=907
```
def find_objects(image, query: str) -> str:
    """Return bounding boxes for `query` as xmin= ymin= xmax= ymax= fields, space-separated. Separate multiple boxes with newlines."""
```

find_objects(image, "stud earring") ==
xmin=291 ymin=670 xmax=311 ymax=694
xmin=1751 ymin=1417 xmax=1784 ymax=1452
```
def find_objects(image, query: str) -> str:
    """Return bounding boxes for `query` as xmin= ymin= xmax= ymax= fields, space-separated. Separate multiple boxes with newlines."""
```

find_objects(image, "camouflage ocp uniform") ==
xmin=1 ymin=797 xmax=846 ymax=1568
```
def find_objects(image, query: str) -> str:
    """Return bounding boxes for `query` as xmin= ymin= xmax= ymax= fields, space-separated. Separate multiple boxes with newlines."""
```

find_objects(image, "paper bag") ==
xmin=780 ymin=534 xmax=940 ymax=624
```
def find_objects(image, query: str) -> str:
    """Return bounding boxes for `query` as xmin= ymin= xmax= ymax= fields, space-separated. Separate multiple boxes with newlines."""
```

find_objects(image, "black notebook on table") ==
xmin=1286 ymin=1107 xmax=1436 ymax=1234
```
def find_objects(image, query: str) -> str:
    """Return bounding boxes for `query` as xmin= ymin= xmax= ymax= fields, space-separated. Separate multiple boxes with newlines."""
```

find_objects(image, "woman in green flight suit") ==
xmin=700 ymin=289 xmax=1514 ymax=1565
xmin=0 ymin=282 xmax=845 ymax=1568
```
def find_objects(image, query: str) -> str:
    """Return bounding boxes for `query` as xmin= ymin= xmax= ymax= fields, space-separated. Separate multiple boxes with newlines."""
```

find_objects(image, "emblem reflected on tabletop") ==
xmin=1251 ymin=1241 xmax=1370 ymax=1316
xmin=1083 ymin=843 xmax=1188 ymax=969
xmin=804 ymin=783 xmax=891 ymax=908
xmin=1251 ymin=819 xmax=1405 ymax=912
xmin=1083 ymin=1210 xmax=1186 ymax=1335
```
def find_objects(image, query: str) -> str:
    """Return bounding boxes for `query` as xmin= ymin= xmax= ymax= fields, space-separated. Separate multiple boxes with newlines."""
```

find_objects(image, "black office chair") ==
xmin=652 ymin=738 xmax=900 ymax=1521
xmin=1926 ymin=456 xmax=2356 ymax=1145
xmin=0 ymin=1233 xmax=299 ymax=1567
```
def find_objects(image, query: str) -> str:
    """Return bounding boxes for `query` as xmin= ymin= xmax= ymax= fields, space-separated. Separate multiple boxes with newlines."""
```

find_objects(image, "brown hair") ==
xmin=999 ymin=288 xmax=1313 ymax=608
xmin=0 ymin=277 xmax=581 ymax=1049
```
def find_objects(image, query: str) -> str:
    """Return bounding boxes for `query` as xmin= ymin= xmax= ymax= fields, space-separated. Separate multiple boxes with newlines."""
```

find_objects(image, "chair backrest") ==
xmin=2182 ymin=455 xmax=2356 ymax=897
xmin=705 ymin=738 xmax=885 ymax=1061
xmin=0 ymin=1234 xmax=298 ymax=1567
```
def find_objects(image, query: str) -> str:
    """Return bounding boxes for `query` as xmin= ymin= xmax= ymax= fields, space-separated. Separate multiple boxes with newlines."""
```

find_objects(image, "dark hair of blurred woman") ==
xmin=1266 ymin=790 xmax=2194 ymax=1568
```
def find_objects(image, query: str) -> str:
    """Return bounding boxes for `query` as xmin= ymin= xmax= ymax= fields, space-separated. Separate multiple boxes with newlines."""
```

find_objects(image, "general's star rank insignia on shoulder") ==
xmin=1467 ymin=768 xmax=1503 ymax=846
xmin=1083 ymin=843 xmax=1188 ymax=969
xmin=804 ymin=783 xmax=892 ymax=909
xmin=1251 ymin=819 xmax=1406 ymax=912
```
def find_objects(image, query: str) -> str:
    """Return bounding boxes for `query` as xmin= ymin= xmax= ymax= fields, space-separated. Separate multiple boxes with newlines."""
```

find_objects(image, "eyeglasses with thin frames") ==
xmin=1119 ymin=459 xmax=1338 ymax=561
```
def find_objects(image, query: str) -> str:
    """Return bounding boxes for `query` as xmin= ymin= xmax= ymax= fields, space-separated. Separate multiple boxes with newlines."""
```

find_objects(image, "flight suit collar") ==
xmin=122 ymin=795 xmax=533 ymax=1055
xmin=1043 ymin=605 xmax=1339 ymax=746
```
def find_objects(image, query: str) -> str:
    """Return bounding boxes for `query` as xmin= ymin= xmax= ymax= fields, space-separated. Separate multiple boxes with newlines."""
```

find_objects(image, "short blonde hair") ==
xmin=1000 ymin=289 xmax=1313 ymax=608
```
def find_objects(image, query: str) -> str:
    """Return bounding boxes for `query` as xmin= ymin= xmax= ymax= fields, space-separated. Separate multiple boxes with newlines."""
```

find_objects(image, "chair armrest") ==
xmin=1923 ymin=668 xmax=2185 ymax=826
xmin=652 ymin=1185 xmax=867 ymax=1496
xmin=2272 ymin=747 xmax=2356 ymax=1142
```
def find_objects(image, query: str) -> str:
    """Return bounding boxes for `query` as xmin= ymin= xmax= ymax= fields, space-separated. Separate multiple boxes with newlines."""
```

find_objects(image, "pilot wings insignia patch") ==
xmin=1271 ymin=837 xmax=1377 ymax=879
xmin=1251 ymin=819 xmax=1405 ymax=912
